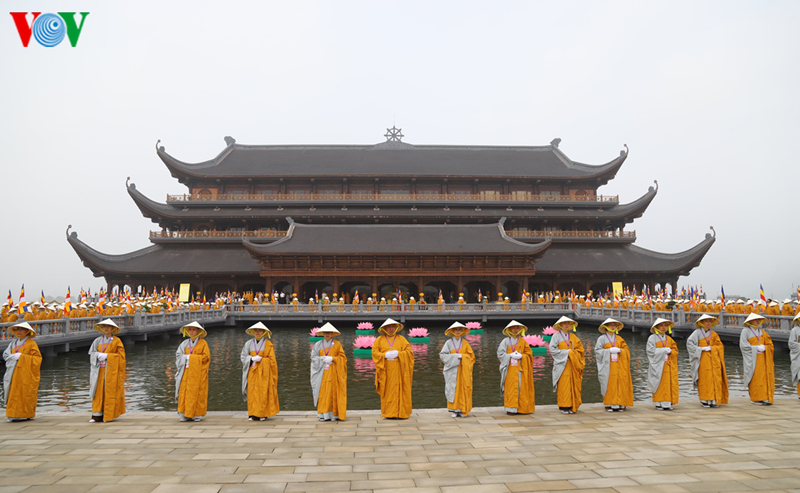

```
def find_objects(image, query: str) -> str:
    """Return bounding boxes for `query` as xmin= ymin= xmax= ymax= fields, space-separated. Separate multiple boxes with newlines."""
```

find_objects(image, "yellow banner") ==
xmin=179 ymin=283 xmax=191 ymax=302
xmin=612 ymin=282 xmax=623 ymax=298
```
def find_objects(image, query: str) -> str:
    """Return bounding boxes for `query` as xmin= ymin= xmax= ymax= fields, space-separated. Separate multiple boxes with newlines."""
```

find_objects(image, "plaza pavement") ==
xmin=1 ymin=396 xmax=800 ymax=493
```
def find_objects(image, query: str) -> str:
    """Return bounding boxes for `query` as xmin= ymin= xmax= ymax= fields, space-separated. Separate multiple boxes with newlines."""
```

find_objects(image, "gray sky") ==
xmin=2 ymin=1 xmax=798 ymax=301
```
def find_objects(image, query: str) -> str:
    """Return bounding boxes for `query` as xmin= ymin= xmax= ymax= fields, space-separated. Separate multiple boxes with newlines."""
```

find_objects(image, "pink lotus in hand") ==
xmin=408 ymin=327 xmax=429 ymax=338
xmin=466 ymin=322 xmax=482 ymax=330
xmin=354 ymin=335 xmax=376 ymax=348
xmin=542 ymin=326 xmax=556 ymax=335
xmin=310 ymin=327 xmax=320 ymax=336
xmin=524 ymin=334 xmax=546 ymax=347
xmin=357 ymin=322 xmax=374 ymax=330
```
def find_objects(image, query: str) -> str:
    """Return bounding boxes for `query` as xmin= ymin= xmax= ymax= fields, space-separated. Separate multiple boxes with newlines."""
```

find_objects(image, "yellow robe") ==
xmin=244 ymin=338 xmax=279 ymax=418
xmin=442 ymin=338 xmax=475 ymax=415
xmin=372 ymin=335 xmax=414 ymax=418
xmin=4 ymin=338 xmax=41 ymax=419
xmin=598 ymin=335 xmax=634 ymax=407
xmin=91 ymin=336 xmax=126 ymax=421
xmin=501 ymin=338 xmax=534 ymax=414
xmin=315 ymin=340 xmax=347 ymax=420
xmin=177 ymin=339 xmax=210 ymax=418
xmin=653 ymin=335 xmax=679 ymax=404
xmin=745 ymin=330 xmax=774 ymax=403
xmin=696 ymin=330 xmax=728 ymax=404
xmin=554 ymin=333 xmax=585 ymax=412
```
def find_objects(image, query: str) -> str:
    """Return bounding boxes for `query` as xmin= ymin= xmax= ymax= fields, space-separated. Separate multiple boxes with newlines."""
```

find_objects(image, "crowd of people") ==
xmin=4 ymin=311 xmax=800 ymax=423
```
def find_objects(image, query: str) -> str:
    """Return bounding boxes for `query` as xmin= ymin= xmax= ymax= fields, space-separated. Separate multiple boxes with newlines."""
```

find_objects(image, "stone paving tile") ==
xmin=0 ymin=397 xmax=799 ymax=492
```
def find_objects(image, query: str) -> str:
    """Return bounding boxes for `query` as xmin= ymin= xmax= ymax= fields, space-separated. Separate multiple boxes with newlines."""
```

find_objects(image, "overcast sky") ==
xmin=2 ymin=1 xmax=798 ymax=301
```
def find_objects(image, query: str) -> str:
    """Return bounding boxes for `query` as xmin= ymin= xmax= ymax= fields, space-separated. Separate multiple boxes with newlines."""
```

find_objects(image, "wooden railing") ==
xmin=166 ymin=192 xmax=620 ymax=203
xmin=150 ymin=230 xmax=288 ymax=239
xmin=506 ymin=230 xmax=636 ymax=239
xmin=150 ymin=230 xmax=633 ymax=240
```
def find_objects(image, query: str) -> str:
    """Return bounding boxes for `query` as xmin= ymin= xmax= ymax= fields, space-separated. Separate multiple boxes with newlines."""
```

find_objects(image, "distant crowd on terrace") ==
xmin=3 ymin=286 xmax=798 ymax=325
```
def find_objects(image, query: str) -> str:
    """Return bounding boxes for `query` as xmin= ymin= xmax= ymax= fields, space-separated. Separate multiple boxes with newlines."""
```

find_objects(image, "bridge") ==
xmin=1 ymin=303 xmax=795 ymax=357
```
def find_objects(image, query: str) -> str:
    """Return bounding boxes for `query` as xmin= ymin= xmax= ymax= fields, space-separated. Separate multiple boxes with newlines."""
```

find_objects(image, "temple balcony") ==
xmin=149 ymin=229 xmax=634 ymax=243
xmin=165 ymin=192 xmax=620 ymax=207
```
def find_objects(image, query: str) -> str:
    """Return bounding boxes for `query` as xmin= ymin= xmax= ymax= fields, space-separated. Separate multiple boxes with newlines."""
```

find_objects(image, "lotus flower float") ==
xmin=353 ymin=335 xmax=376 ymax=349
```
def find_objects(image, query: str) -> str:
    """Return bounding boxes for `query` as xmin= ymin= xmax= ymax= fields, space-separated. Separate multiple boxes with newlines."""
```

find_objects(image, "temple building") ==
xmin=68 ymin=128 xmax=715 ymax=302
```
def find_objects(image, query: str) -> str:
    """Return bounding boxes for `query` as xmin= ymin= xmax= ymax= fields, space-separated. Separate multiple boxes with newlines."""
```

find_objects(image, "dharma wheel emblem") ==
xmin=384 ymin=126 xmax=404 ymax=142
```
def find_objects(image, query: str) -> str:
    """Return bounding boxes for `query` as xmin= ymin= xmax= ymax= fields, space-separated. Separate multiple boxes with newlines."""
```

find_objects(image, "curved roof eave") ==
xmin=628 ymin=230 xmax=716 ymax=275
xmin=67 ymin=227 xmax=161 ymax=277
xmin=156 ymin=141 xmax=232 ymax=184
xmin=127 ymin=182 xmax=181 ymax=224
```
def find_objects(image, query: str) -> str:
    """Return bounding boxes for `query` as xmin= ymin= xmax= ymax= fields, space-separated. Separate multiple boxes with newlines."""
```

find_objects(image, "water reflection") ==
xmin=4 ymin=322 xmax=798 ymax=413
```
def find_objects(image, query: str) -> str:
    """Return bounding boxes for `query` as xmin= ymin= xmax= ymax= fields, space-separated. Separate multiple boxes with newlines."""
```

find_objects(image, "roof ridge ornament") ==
xmin=156 ymin=139 xmax=164 ymax=152
xmin=224 ymin=136 xmax=236 ymax=147
xmin=550 ymin=138 xmax=561 ymax=148
xmin=384 ymin=126 xmax=404 ymax=142
xmin=708 ymin=226 xmax=716 ymax=239
xmin=622 ymin=143 xmax=629 ymax=156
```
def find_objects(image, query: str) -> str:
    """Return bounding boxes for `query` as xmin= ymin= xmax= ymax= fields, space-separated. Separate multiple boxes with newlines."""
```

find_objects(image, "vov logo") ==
xmin=10 ymin=12 xmax=89 ymax=47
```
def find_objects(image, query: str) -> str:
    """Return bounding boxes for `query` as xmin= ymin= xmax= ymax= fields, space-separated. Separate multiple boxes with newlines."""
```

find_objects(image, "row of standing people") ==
xmin=4 ymin=311 xmax=800 ymax=422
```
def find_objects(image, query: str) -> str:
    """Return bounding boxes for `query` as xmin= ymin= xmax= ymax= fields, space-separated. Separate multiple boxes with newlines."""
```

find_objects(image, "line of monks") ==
xmin=4 ymin=312 xmax=800 ymax=423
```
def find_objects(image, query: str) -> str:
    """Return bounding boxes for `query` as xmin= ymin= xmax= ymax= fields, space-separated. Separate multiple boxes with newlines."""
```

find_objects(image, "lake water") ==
xmin=11 ymin=322 xmax=798 ymax=413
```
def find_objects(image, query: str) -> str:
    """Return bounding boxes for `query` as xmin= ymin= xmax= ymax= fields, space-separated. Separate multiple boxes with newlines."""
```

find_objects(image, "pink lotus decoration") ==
xmin=542 ymin=326 xmax=557 ymax=335
xmin=357 ymin=322 xmax=374 ymax=330
xmin=524 ymin=334 xmax=546 ymax=347
xmin=310 ymin=327 xmax=320 ymax=336
xmin=466 ymin=322 xmax=482 ymax=330
xmin=354 ymin=335 xmax=376 ymax=348
xmin=408 ymin=327 xmax=429 ymax=338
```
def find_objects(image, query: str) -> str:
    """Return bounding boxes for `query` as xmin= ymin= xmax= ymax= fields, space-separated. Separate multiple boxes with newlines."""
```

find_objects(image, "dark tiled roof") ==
xmin=158 ymin=140 xmax=627 ymax=180
xmin=535 ymin=235 xmax=716 ymax=276
xmin=244 ymin=221 xmax=552 ymax=255
xmin=67 ymin=229 xmax=259 ymax=276
xmin=128 ymin=182 xmax=655 ymax=225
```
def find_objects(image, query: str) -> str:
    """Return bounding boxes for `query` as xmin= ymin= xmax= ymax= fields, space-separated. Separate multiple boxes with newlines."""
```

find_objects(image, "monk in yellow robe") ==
xmin=3 ymin=322 xmax=41 ymax=421
xmin=175 ymin=321 xmax=210 ymax=421
xmin=241 ymin=322 xmax=279 ymax=420
xmin=440 ymin=322 xmax=475 ymax=417
xmin=595 ymin=318 xmax=633 ymax=412
xmin=310 ymin=322 xmax=346 ymax=421
xmin=372 ymin=318 xmax=414 ymax=419
xmin=739 ymin=313 xmax=774 ymax=405
xmin=687 ymin=314 xmax=728 ymax=407
xmin=497 ymin=320 xmax=534 ymax=415
xmin=647 ymin=318 xmax=679 ymax=410
xmin=549 ymin=316 xmax=585 ymax=414
xmin=88 ymin=319 xmax=126 ymax=422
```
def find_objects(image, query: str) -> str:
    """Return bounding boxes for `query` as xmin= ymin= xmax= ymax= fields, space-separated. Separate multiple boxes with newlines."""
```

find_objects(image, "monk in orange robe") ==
xmin=594 ymin=318 xmax=633 ymax=412
xmin=372 ymin=318 xmax=414 ymax=419
xmin=739 ymin=313 xmax=774 ymax=405
xmin=647 ymin=318 xmax=679 ymax=410
xmin=88 ymin=319 xmax=126 ymax=422
xmin=549 ymin=316 xmax=585 ymax=414
xmin=241 ymin=322 xmax=279 ymax=420
xmin=497 ymin=320 xmax=534 ymax=415
xmin=3 ymin=322 xmax=41 ymax=422
xmin=175 ymin=321 xmax=210 ymax=421
xmin=310 ymin=322 xmax=346 ymax=421
xmin=687 ymin=314 xmax=728 ymax=407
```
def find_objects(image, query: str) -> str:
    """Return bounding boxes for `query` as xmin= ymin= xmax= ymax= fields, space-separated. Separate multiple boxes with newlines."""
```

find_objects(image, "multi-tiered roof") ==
xmin=69 ymin=130 xmax=714 ymax=300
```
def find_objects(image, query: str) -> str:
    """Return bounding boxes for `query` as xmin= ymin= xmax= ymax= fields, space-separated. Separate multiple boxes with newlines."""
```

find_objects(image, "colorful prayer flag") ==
xmin=760 ymin=284 xmax=767 ymax=305
xmin=40 ymin=290 xmax=46 ymax=305
xmin=63 ymin=287 xmax=72 ymax=315
xmin=18 ymin=285 xmax=28 ymax=313
xmin=720 ymin=285 xmax=725 ymax=306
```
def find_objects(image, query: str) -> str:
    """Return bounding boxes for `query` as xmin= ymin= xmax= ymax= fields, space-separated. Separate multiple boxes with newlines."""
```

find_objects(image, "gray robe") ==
xmin=549 ymin=332 xmax=571 ymax=391
xmin=739 ymin=327 xmax=762 ymax=386
xmin=2 ymin=338 xmax=27 ymax=406
xmin=789 ymin=327 xmax=800 ymax=387
xmin=309 ymin=339 xmax=331 ymax=406
xmin=685 ymin=329 xmax=708 ymax=390
xmin=497 ymin=337 xmax=520 ymax=392
xmin=440 ymin=338 xmax=463 ymax=403
xmin=594 ymin=335 xmax=613 ymax=397
xmin=173 ymin=338 xmax=197 ymax=402
xmin=240 ymin=338 xmax=264 ymax=402
xmin=88 ymin=336 xmax=115 ymax=400
xmin=645 ymin=334 xmax=670 ymax=393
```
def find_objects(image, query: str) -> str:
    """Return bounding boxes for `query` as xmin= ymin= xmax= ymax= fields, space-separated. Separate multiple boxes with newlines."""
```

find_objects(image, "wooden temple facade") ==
xmin=68 ymin=129 xmax=715 ymax=301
